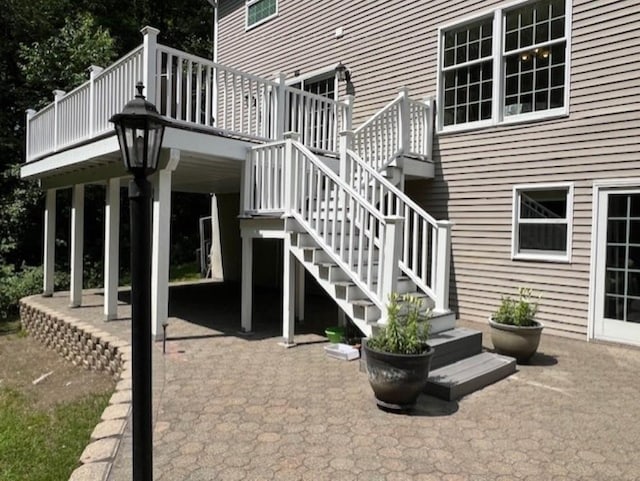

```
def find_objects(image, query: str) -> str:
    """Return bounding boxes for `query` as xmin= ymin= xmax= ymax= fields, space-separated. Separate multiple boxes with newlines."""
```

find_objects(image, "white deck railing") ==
xmin=341 ymin=137 xmax=451 ymax=312
xmin=245 ymin=137 xmax=402 ymax=312
xmin=352 ymin=88 xmax=434 ymax=171
xmin=25 ymin=28 xmax=349 ymax=162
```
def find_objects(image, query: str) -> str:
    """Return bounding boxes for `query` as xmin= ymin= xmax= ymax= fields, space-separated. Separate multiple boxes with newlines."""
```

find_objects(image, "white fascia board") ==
xmin=21 ymin=136 xmax=119 ymax=179
xmin=163 ymin=127 xmax=255 ymax=160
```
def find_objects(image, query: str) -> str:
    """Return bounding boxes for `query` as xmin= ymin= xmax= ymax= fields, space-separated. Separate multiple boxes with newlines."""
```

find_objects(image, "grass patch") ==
xmin=0 ymin=319 xmax=21 ymax=335
xmin=0 ymin=388 xmax=111 ymax=481
xmin=169 ymin=262 xmax=202 ymax=282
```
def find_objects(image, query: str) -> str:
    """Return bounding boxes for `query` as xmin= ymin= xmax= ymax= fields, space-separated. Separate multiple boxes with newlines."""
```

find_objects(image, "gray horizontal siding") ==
xmin=218 ymin=0 xmax=640 ymax=339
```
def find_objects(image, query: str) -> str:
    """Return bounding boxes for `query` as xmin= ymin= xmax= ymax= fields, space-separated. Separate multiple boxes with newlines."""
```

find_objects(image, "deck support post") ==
xmin=43 ymin=189 xmax=56 ymax=297
xmin=241 ymin=235 xmax=253 ymax=332
xmin=435 ymin=220 xmax=453 ymax=313
xmin=282 ymin=233 xmax=295 ymax=346
xmin=151 ymin=152 xmax=178 ymax=340
xmin=70 ymin=184 xmax=85 ymax=307
xmin=295 ymin=262 xmax=305 ymax=322
xmin=104 ymin=177 xmax=120 ymax=320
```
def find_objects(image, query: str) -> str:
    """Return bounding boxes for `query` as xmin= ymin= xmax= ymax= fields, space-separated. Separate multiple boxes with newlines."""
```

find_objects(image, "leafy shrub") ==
xmin=0 ymin=265 xmax=69 ymax=321
xmin=367 ymin=293 xmax=431 ymax=355
xmin=492 ymin=287 xmax=539 ymax=327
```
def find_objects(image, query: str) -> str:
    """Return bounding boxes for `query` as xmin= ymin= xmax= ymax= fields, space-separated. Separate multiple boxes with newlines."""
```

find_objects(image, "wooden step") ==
xmin=428 ymin=327 xmax=483 ymax=370
xmin=425 ymin=352 xmax=516 ymax=401
xmin=334 ymin=277 xmax=415 ymax=302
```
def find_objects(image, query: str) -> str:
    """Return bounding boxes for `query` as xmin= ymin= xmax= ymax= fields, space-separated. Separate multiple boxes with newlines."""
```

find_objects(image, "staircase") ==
xmin=242 ymin=89 xmax=515 ymax=400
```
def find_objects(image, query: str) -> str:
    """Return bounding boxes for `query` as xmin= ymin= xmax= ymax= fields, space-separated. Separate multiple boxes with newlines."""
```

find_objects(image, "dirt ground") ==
xmin=0 ymin=324 xmax=115 ymax=411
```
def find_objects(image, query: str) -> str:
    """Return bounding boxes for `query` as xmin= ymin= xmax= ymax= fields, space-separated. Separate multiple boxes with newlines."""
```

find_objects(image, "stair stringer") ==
xmin=288 ymin=233 xmax=375 ymax=338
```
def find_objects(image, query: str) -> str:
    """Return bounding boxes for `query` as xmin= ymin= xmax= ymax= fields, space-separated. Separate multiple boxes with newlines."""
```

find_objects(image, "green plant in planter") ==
xmin=367 ymin=293 xmax=431 ymax=354
xmin=492 ymin=287 xmax=539 ymax=327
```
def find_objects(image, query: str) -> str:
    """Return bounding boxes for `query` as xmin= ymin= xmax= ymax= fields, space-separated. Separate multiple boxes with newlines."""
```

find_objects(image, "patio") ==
xmin=30 ymin=282 xmax=640 ymax=481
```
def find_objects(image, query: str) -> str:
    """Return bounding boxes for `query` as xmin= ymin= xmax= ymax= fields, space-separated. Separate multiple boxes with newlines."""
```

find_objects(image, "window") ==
xmin=439 ymin=0 xmax=570 ymax=130
xmin=512 ymin=183 xmax=573 ymax=261
xmin=246 ymin=0 xmax=277 ymax=29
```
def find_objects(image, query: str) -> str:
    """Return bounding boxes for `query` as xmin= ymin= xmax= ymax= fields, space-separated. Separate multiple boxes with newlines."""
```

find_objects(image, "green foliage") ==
xmin=170 ymin=262 xmax=202 ymax=282
xmin=19 ymin=12 xmax=117 ymax=104
xmin=492 ymin=287 xmax=539 ymax=327
xmin=0 ymin=265 xmax=69 ymax=322
xmin=0 ymin=388 xmax=110 ymax=481
xmin=367 ymin=293 xmax=431 ymax=355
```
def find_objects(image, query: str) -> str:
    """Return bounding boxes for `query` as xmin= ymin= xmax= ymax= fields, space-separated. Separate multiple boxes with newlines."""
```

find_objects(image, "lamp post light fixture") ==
xmin=110 ymin=82 xmax=168 ymax=481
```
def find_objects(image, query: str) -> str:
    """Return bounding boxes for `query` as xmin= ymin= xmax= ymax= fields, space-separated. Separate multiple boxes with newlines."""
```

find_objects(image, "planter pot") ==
xmin=489 ymin=317 xmax=544 ymax=363
xmin=363 ymin=339 xmax=434 ymax=411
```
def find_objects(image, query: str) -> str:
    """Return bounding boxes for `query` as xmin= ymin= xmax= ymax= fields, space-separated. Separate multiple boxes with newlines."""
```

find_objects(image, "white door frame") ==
xmin=589 ymin=178 xmax=640 ymax=346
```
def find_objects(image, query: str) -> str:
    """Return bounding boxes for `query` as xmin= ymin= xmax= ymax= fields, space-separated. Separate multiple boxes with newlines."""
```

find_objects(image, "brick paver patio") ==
xmin=38 ymin=282 xmax=640 ymax=480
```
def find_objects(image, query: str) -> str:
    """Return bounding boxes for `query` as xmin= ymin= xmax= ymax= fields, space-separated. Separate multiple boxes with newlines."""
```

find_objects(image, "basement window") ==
xmin=512 ymin=183 xmax=573 ymax=262
xmin=246 ymin=0 xmax=278 ymax=29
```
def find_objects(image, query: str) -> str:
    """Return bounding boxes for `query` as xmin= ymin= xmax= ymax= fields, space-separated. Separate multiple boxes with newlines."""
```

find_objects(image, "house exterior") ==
xmin=214 ymin=0 xmax=640 ymax=346
xmin=21 ymin=0 xmax=640 ymax=347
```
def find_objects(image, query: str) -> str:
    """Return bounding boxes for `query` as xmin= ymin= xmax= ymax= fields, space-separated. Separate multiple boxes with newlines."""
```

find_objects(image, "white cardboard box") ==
xmin=324 ymin=343 xmax=360 ymax=361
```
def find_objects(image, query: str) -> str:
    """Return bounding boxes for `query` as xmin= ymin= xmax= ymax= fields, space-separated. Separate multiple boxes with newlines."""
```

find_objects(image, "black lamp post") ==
xmin=110 ymin=82 xmax=167 ymax=481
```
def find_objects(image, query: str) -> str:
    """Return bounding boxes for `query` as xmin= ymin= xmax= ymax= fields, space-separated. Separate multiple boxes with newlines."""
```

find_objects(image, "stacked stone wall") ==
xmin=20 ymin=298 xmax=126 ymax=380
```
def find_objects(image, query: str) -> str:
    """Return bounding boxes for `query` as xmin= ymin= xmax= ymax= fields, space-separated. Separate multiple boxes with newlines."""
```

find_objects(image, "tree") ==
xmin=20 ymin=12 xmax=117 ymax=106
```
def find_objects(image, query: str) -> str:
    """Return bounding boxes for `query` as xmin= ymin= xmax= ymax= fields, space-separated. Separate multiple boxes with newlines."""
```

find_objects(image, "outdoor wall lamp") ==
xmin=335 ymin=61 xmax=351 ymax=83
xmin=110 ymin=82 xmax=168 ymax=481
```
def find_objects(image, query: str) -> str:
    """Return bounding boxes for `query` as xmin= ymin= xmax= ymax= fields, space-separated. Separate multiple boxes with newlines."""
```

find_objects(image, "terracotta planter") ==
xmin=489 ymin=317 xmax=544 ymax=363
xmin=363 ymin=339 xmax=434 ymax=411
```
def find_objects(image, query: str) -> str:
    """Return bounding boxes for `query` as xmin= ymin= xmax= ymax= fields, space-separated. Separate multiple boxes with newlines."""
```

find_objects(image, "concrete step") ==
xmin=425 ymin=352 xmax=516 ymax=401
xmin=428 ymin=327 xmax=483 ymax=370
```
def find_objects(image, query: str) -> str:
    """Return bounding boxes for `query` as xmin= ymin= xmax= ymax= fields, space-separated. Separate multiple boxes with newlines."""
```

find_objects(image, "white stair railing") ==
xmin=340 ymin=132 xmax=452 ymax=313
xmin=352 ymin=87 xmax=434 ymax=172
xmin=246 ymin=136 xmax=403 ymax=314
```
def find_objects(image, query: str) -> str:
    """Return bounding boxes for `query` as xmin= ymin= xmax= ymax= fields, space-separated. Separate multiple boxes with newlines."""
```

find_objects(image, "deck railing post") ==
xmin=283 ymin=132 xmax=299 ymax=214
xmin=423 ymin=96 xmax=435 ymax=161
xmin=88 ymin=65 xmax=104 ymax=138
xmin=339 ymin=129 xmax=354 ymax=182
xmin=53 ymin=90 xmax=65 ymax=152
xmin=141 ymin=26 xmax=160 ymax=104
xmin=380 ymin=216 xmax=404 ymax=322
xmin=274 ymin=72 xmax=286 ymax=140
xmin=398 ymin=86 xmax=410 ymax=156
xmin=241 ymin=150 xmax=250 ymax=214
xmin=434 ymin=220 xmax=453 ymax=312
xmin=25 ymin=109 xmax=35 ymax=162
xmin=341 ymin=94 xmax=354 ymax=138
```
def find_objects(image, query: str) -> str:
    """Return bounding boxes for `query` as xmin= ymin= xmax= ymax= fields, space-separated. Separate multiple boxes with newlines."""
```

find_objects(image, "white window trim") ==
xmin=245 ymin=0 xmax=278 ymax=31
xmin=286 ymin=66 xmax=339 ymax=101
xmin=436 ymin=0 xmax=572 ymax=134
xmin=511 ymin=182 xmax=574 ymax=263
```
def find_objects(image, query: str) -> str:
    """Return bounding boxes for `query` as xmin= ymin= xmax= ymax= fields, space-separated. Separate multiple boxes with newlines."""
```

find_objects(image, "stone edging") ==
xmin=19 ymin=295 xmax=132 ymax=481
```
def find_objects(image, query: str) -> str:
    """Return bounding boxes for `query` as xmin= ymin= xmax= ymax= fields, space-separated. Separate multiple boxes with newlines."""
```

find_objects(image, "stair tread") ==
xmin=428 ymin=352 xmax=515 ymax=386
xmin=428 ymin=327 xmax=482 ymax=348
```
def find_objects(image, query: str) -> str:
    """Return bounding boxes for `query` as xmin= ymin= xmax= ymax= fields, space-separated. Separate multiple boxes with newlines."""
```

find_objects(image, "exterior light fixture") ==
xmin=110 ymin=82 xmax=167 ymax=177
xmin=335 ymin=61 xmax=351 ymax=83
xmin=110 ymin=81 xmax=168 ymax=481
